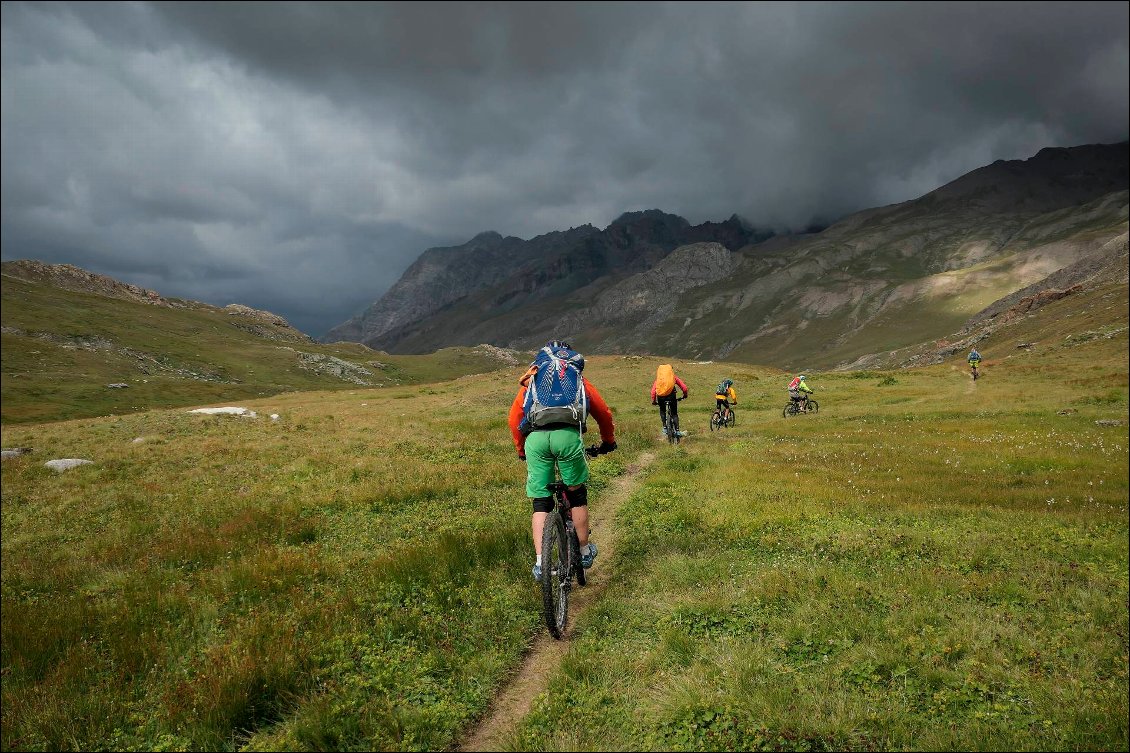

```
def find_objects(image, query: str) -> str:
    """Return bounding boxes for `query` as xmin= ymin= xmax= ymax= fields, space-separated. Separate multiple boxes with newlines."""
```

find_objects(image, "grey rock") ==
xmin=45 ymin=458 xmax=93 ymax=472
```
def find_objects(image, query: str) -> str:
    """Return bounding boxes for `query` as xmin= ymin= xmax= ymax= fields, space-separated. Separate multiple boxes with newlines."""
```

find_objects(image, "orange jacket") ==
xmin=508 ymin=367 xmax=616 ymax=453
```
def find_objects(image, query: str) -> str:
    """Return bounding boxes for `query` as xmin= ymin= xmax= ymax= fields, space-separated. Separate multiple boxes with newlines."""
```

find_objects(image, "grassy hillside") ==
xmin=653 ymin=191 xmax=1128 ymax=371
xmin=1 ymin=272 xmax=521 ymax=424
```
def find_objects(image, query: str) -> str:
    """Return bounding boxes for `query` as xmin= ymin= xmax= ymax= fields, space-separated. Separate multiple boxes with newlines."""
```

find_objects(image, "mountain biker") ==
xmin=508 ymin=341 xmax=617 ymax=580
xmin=787 ymin=374 xmax=814 ymax=410
xmin=714 ymin=378 xmax=737 ymax=417
xmin=651 ymin=364 xmax=689 ymax=437
xmin=967 ymin=348 xmax=982 ymax=376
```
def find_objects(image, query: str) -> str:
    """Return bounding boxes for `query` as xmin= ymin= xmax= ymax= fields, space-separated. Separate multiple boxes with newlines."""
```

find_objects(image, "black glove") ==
xmin=599 ymin=440 xmax=617 ymax=455
xmin=651 ymin=399 xmax=658 ymax=406
xmin=518 ymin=453 xmax=526 ymax=462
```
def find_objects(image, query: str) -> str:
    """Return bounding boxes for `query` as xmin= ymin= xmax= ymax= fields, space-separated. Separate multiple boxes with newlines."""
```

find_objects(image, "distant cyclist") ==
xmin=651 ymin=363 xmax=689 ymax=437
xmin=967 ymin=348 xmax=982 ymax=379
xmin=787 ymin=374 xmax=814 ymax=410
xmin=714 ymin=378 xmax=737 ymax=418
xmin=508 ymin=341 xmax=617 ymax=580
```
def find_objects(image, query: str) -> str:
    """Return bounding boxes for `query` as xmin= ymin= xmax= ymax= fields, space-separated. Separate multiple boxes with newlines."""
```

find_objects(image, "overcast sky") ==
xmin=2 ymin=2 xmax=1127 ymax=336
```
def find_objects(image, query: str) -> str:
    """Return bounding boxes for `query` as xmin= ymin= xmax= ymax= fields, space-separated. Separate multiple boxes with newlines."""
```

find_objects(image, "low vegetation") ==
xmin=2 ymin=286 xmax=1127 ymax=751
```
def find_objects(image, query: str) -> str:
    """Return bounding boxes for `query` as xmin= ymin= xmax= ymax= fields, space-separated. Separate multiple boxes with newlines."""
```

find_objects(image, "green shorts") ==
xmin=524 ymin=427 xmax=589 ymax=498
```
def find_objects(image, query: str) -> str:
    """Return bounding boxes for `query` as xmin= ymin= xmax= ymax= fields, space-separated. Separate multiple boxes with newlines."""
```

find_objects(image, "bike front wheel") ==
xmin=540 ymin=512 xmax=570 ymax=639
xmin=806 ymin=400 xmax=819 ymax=414
xmin=726 ymin=410 xmax=736 ymax=428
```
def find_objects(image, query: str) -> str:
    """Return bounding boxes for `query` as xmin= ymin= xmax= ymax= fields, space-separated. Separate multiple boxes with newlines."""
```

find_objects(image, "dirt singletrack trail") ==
xmin=456 ymin=450 xmax=657 ymax=752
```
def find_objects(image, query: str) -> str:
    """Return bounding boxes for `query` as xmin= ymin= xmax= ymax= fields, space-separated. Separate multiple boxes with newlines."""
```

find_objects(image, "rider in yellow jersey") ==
xmin=714 ymin=378 xmax=737 ymax=418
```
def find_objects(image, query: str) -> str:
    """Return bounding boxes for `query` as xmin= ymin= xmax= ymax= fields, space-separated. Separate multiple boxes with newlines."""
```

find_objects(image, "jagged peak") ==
xmin=608 ymin=209 xmax=690 ymax=228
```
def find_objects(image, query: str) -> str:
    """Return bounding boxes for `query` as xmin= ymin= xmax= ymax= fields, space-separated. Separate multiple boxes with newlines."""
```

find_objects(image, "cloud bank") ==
xmin=2 ymin=2 xmax=1126 ymax=335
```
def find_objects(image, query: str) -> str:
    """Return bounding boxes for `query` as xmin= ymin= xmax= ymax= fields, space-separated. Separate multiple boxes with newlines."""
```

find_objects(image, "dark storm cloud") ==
xmin=3 ymin=2 xmax=1127 ymax=336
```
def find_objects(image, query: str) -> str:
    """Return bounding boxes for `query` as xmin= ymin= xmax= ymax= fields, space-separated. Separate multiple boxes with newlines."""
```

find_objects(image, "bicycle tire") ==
xmin=540 ymin=512 xmax=569 ymax=639
xmin=783 ymin=402 xmax=795 ymax=418
xmin=710 ymin=412 xmax=721 ymax=432
xmin=807 ymin=400 xmax=819 ymax=414
xmin=567 ymin=521 xmax=586 ymax=587
xmin=666 ymin=412 xmax=677 ymax=444
xmin=726 ymin=409 xmax=736 ymax=428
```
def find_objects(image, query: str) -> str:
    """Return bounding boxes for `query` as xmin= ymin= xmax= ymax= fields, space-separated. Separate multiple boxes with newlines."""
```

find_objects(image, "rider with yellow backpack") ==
xmin=651 ymin=364 xmax=689 ymax=437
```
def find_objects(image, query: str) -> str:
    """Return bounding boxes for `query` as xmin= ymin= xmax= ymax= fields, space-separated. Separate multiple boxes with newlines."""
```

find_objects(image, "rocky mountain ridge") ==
xmin=322 ymin=211 xmax=771 ymax=350
xmin=325 ymin=141 xmax=1128 ymax=370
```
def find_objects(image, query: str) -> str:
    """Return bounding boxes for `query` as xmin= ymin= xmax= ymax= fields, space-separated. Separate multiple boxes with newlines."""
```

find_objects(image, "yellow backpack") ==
xmin=654 ymin=364 xmax=676 ymax=397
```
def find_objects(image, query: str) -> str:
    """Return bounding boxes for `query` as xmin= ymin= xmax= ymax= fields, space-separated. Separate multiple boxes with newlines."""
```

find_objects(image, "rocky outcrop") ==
xmin=224 ymin=304 xmax=311 ymax=343
xmin=293 ymin=351 xmax=375 ymax=385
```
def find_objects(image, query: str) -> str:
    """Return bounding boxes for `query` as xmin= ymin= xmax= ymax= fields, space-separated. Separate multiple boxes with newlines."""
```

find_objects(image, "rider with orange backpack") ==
xmin=651 ymin=364 xmax=689 ymax=437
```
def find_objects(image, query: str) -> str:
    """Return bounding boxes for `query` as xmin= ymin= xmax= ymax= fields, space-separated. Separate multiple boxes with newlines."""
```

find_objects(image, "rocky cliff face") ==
xmin=322 ymin=211 xmax=767 ymax=350
xmin=324 ymin=142 xmax=1129 ymax=368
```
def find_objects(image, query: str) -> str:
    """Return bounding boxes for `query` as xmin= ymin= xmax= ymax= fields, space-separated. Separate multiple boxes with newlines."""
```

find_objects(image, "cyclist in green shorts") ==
xmin=509 ymin=341 xmax=617 ymax=579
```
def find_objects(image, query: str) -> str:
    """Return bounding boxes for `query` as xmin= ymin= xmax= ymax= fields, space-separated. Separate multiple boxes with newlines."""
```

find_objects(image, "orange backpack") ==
xmin=654 ymin=364 xmax=676 ymax=397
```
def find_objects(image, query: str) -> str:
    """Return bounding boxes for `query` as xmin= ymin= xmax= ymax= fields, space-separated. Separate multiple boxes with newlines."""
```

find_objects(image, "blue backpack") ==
xmin=521 ymin=343 xmax=587 ymax=433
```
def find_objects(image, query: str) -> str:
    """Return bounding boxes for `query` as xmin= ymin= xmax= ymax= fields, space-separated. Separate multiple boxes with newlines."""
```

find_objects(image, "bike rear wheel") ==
xmin=666 ymin=412 xmax=678 ymax=444
xmin=540 ymin=512 xmax=570 ymax=639
xmin=710 ymin=412 xmax=721 ymax=432
xmin=783 ymin=402 xmax=797 ymax=418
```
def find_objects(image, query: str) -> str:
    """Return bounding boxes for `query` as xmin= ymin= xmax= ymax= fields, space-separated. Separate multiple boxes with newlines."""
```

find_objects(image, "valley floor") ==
xmin=2 ymin=332 xmax=1127 ymax=751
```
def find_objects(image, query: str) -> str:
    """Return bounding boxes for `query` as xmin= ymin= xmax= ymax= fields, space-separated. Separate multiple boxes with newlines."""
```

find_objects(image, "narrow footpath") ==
xmin=456 ymin=451 xmax=657 ymax=752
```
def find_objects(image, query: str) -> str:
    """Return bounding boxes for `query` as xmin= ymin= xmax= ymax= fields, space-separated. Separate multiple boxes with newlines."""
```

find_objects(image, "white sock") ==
xmin=535 ymin=554 xmax=542 ymax=567
xmin=581 ymin=544 xmax=592 ymax=556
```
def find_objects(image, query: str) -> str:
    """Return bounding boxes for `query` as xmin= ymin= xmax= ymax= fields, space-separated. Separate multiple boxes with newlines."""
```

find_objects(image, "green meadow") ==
xmin=2 ymin=287 xmax=1127 ymax=751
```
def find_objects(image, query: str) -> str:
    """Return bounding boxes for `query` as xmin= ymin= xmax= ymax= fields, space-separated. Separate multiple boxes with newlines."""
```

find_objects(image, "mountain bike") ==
xmin=710 ymin=404 xmax=736 ymax=431
xmin=662 ymin=396 xmax=687 ymax=444
xmin=970 ymin=362 xmax=980 ymax=381
xmin=782 ymin=396 xmax=819 ymax=417
xmin=539 ymin=444 xmax=607 ymax=639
